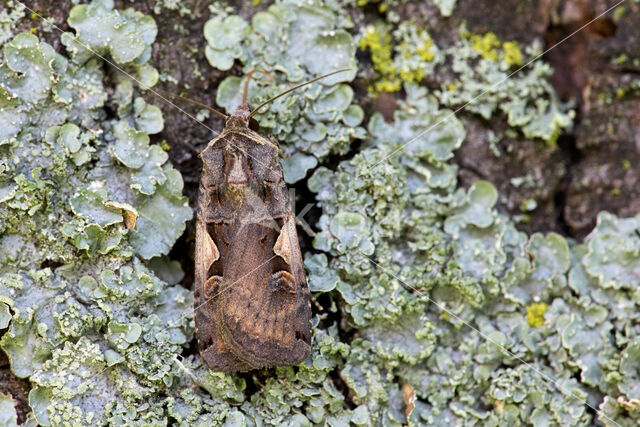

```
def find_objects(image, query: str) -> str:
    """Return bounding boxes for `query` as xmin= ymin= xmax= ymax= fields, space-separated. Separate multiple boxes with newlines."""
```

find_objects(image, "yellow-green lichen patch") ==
xmin=470 ymin=32 xmax=501 ymax=61
xmin=525 ymin=302 xmax=547 ymax=327
xmin=469 ymin=32 xmax=523 ymax=66
xmin=502 ymin=40 xmax=523 ymax=66
xmin=439 ymin=27 xmax=573 ymax=143
xmin=358 ymin=21 xmax=441 ymax=93
xmin=358 ymin=23 xmax=399 ymax=92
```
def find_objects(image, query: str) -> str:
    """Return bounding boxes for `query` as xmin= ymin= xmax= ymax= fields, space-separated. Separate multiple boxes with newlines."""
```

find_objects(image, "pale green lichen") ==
xmin=354 ymin=0 xmax=456 ymax=17
xmin=307 ymin=81 xmax=640 ymax=425
xmin=433 ymin=0 xmax=457 ymax=17
xmin=0 ymin=392 xmax=18 ymax=427
xmin=437 ymin=28 xmax=574 ymax=145
xmin=0 ymin=1 xmax=25 ymax=47
xmin=2 ymin=1 xmax=640 ymax=426
xmin=66 ymin=0 xmax=156 ymax=64
xmin=204 ymin=0 xmax=365 ymax=183
xmin=61 ymin=1 xmax=159 ymax=89
xmin=151 ymin=0 xmax=192 ymax=17
xmin=0 ymin=1 xmax=192 ymax=424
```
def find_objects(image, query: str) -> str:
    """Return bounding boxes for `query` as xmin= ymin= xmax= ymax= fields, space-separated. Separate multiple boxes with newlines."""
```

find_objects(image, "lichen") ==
xmin=358 ymin=20 xmax=441 ymax=93
xmin=354 ymin=0 xmax=456 ymax=17
xmin=437 ymin=27 xmax=574 ymax=144
xmin=0 ymin=392 xmax=18 ymax=426
xmin=357 ymin=19 xmax=572 ymax=144
xmin=0 ymin=1 xmax=191 ymax=424
xmin=2 ymin=0 xmax=640 ymax=426
xmin=307 ymin=81 xmax=640 ymax=425
xmin=203 ymin=0 xmax=365 ymax=182
xmin=525 ymin=302 xmax=547 ymax=328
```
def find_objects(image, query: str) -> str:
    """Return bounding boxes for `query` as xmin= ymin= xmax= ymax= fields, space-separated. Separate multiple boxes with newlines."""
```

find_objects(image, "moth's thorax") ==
xmin=227 ymin=153 xmax=248 ymax=185
xmin=199 ymin=121 xmax=281 ymax=197
xmin=224 ymin=103 xmax=251 ymax=129
xmin=225 ymin=184 xmax=247 ymax=204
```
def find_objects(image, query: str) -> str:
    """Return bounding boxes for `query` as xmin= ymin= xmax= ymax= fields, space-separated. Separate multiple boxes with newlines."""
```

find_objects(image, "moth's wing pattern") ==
xmin=215 ymin=207 xmax=312 ymax=369
xmin=195 ymin=134 xmax=251 ymax=371
xmin=195 ymin=129 xmax=311 ymax=371
xmin=194 ymin=215 xmax=250 ymax=371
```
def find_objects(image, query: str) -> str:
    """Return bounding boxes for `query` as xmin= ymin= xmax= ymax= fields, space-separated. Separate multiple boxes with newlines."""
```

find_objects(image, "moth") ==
xmin=193 ymin=69 xmax=347 ymax=371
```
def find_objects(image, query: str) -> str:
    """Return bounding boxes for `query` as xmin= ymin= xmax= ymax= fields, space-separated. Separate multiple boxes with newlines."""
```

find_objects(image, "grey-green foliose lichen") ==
xmin=1 ymin=0 xmax=640 ymax=426
xmin=204 ymin=0 xmax=366 ymax=183
xmin=356 ymin=19 xmax=573 ymax=145
xmin=307 ymin=82 xmax=640 ymax=425
xmin=0 ymin=0 xmax=193 ymax=424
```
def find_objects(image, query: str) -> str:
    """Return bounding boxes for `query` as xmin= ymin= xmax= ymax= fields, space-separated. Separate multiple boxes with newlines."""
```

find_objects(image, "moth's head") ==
xmin=227 ymin=103 xmax=259 ymax=131
xmin=225 ymin=69 xmax=350 ymax=132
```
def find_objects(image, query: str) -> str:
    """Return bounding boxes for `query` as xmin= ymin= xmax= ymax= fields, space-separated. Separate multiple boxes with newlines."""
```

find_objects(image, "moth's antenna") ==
xmin=243 ymin=70 xmax=274 ymax=105
xmin=146 ymin=86 xmax=229 ymax=120
xmin=248 ymin=69 xmax=352 ymax=119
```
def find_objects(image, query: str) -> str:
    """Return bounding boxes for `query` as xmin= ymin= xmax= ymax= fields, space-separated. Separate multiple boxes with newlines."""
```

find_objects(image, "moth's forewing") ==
xmin=194 ymin=216 xmax=250 ymax=371
xmin=195 ymin=128 xmax=311 ymax=371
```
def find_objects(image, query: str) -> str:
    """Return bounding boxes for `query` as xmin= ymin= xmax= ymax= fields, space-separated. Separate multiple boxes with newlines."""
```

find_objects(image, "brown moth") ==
xmin=194 ymin=70 xmax=348 ymax=371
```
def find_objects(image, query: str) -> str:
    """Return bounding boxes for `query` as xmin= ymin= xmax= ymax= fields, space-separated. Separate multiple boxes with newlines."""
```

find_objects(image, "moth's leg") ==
xmin=204 ymin=276 xmax=223 ymax=299
xmin=267 ymin=270 xmax=297 ymax=294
